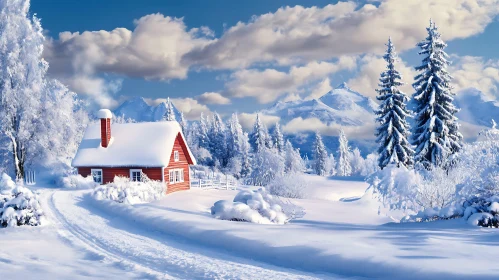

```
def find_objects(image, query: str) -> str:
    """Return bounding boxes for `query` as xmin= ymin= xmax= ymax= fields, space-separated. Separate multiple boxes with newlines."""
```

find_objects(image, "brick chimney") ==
xmin=97 ymin=109 xmax=112 ymax=148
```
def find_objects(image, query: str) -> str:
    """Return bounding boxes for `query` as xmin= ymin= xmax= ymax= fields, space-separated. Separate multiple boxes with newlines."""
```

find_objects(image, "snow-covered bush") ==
xmin=268 ymin=173 xmax=308 ymax=199
xmin=57 ymin=174 xmax=98 ymax=189
xmin=211 ymin=188 xmax=304 ymax=224
xmin=0 ymin=173 xmax=44 ymax=227
xmin=93 ymin=174 xmax=165 ymax=204
xmin=248 ymin=148 xmax=285 ymax=186
xmin=369 ymin=164 xmax=422 ymax=212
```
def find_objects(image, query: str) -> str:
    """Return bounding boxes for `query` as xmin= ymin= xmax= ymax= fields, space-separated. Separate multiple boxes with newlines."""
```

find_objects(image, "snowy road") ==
xmin=43 ymin=189 xmax=338 ymax=280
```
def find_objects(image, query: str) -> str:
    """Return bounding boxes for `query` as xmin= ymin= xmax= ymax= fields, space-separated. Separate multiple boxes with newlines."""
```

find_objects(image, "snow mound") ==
xmin=93 ymin=175 xmax=165 ymax=204
xmin=0 ymin=173 xmax=44 ymax=227
xmin=57 ymin=174 xmax=98 ymax=189
xmin=211 ymin=188 xmax=303 ymax=224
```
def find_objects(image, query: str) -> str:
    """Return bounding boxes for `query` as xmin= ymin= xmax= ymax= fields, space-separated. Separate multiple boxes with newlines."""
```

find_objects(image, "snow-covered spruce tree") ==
xmin=375 ymin=37 xmax=414 ymax=170
xmin=198 ymin=112 xmax=210 ymax=150
xmin=249 ymin=114 xmax=269 ymax=153
xmin=271 ymin=122 xmax=285 ymax=154
xmin=239 ymin=132 xmax=252 ymax=178
xmin=210 ymin=112 xmax=228 ymax=167
xmin=336 ymin=129 xmax=352 ymax=176
xmin=411 ymin=20 xmax=462 ymax=168
xmin=0 ymin=0 xmax=88 ymax=179
xmin=313 ymin=132 xmax=328 ymax=176
xmin=284 ymin=140 xmax=305 ymax=173
xmin=226 ymin=113 xmax=248 ymax=177
xmin=163 ymin=97 xmax=176 ymax=121
xmin=179 ymin=111 xmax=187 ymax=133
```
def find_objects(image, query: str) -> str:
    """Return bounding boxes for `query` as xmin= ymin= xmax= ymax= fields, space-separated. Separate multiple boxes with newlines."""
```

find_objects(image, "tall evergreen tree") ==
xmin=249 ymin=114 xmax=269 ymax=153
xmin=198 ymin=112 xmax=209 ymax=149
xmin=210 ymin=112 xmax=227 ymax=166
xmin=163 ymin=97 xmax=176 ymax=121
xmin=411 ymin=20 xmax=462 ymax=168
xmin=313 ymin=132 xmax=328 ymax=176
xmin=284 ymin=140 xmax=305 ymax=173
xmin=179 ymin=111 xmax=187 ymax=133
xmin=336 ymin=129 xmax=352 ymax=176
xmin=272 ymin=122 xmax=285 ymax=154
xmin=375 ymin=37 xmax=414 ymax=169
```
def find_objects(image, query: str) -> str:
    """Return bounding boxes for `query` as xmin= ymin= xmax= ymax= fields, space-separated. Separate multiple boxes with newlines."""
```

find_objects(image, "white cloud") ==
xmin=224 ymin=57 xmax=356 ymax=103
xmin=282 ymin=117 xmax=375 ymax=140
xmin=305 ymin=77 xmax=332 ymax=100
xmin=185 ymin=0 xmax=499 ymax=69
xmin=145 ymin=97 xmax=211 ymax=120
xmin=347 ymin=54 xmax=416 ymax=98
xmin=196 ymin=92 xmax=231 ymax=104
xmin=451 ymin=56 xmax=499 ymax=100
xmin=238 ymin=113 xmax=281 ymax=130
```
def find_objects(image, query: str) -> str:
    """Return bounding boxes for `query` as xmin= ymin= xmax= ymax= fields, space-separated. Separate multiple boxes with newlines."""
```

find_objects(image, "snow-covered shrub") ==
xmin=211 ymin=188 xmax=304 ymax=224
xmin=57 ymin=174 xmax=98 ymax=189
xmin=268 ymin=173 xmax=308 ymax=199
xmin=248 ymin=148 xmax=285 ymax=186
xmin=93 ymin=174 xmax=165 ymax=204
xmin=0 ymin=173 xmax=44 ymax=227
xmin=369 ymin=164 xmax=422 ymax=212
xmin=376 ymin=135 xmax=499 ymax=227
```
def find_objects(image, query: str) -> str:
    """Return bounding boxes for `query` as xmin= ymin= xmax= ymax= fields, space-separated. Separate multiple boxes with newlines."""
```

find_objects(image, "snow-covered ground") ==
xmin=2 ymin=175 xmax=499 ymax=279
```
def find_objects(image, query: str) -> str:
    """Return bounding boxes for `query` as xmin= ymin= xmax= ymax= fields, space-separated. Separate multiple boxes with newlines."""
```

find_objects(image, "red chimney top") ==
xmin=97 ymin=109 xmax=112 ymax=148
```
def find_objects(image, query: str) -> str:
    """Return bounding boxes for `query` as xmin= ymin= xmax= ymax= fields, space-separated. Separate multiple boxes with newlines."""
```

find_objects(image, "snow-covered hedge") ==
xmin=57 ymin=174 xmax=98 ymax=189
xmin=93 ymin=174 xmax=165 ymax=204
xmin=268 ymin=173 xmax=308 ymax=199
xmin=0 ymin=173 xmax=44 ymax=227
xmin=211 ymin=187 xmax=304 ymax=224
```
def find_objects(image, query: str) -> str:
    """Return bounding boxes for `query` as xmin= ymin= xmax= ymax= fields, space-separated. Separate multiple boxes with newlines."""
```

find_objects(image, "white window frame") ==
xmin=130 ymin=169 xmax=142 ymax=182
xmin=168 ymin=168 xmax=184 ymax=184
xmin=169 ymin=169 xmax=175 ymax=184
xmin=91 ymin=169 xmax=103 ymax=184
xmin=174 ymin=150 xmax=179 ymax=162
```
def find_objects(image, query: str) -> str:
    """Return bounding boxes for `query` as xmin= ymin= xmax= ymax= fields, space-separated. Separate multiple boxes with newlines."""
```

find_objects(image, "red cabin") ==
xmin=72 ymin=109 xmax=196 ymax=194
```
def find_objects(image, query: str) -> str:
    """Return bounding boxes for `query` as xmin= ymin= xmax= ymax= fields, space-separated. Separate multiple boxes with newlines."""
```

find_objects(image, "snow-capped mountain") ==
xmin=113 ymin=96 xmax=181 ymax=122
xmin=264 ymin=83 xmax=377 ymax=126
xmin=455 ymin=88 xmax=499 ymax=127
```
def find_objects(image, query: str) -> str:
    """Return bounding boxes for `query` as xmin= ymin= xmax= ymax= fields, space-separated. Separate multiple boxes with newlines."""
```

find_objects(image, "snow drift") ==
xmin=57 ymin=174 xmax=98 ymax=189
xmin=211 ymin=188 xmax=303 ymax=224
xmin=0 ymin=173 xmax=44 ymax=227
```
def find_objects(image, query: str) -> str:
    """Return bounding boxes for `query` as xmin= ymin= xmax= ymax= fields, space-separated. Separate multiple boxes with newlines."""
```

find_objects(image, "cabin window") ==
xmin=130 ymin=169 xmax=142 ymax=182
xmin=168 ymin=168 xmax=184 ymax=184
xmin=174 ymin=151 xmax=179 ymax=162
xmin=91 ymin=169 xmax=103 ymax=184
xmin=169 ymin=170 xmax=174 ymax=184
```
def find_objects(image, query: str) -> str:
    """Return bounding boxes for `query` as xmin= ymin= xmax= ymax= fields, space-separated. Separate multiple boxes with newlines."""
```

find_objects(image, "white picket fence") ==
xmin=24 ymin=170 xmax=36 ymax=185
xmin=190 ymin=176 xmax=237 ymax=190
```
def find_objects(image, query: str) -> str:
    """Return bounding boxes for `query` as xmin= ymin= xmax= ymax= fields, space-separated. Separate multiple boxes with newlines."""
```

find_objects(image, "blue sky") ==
xmin=32 ymin=0 xmax=499 ymax=124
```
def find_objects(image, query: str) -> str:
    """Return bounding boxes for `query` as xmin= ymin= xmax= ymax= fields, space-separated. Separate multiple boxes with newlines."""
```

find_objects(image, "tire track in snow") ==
xmin=47 ymin=190 xmax=329 ymax=280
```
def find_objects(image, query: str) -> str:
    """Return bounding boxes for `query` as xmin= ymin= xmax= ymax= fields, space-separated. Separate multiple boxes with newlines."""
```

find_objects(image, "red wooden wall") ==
xmin=165 ymin=133 xmax=191 ymax=194
xmin=78 ymin=167 xmax=163 ymax=184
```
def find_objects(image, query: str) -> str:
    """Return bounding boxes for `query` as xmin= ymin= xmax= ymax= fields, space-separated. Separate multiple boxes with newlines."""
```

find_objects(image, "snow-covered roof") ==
xmin=72 ymin=121 xmax=196 ymax=167
xmin=97 ymin=109 xmax=113 ymax=119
